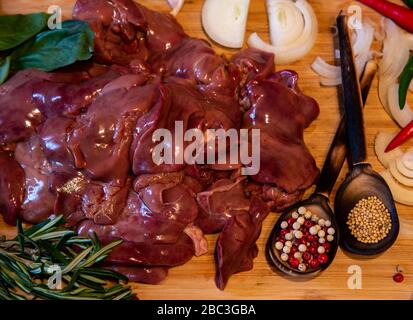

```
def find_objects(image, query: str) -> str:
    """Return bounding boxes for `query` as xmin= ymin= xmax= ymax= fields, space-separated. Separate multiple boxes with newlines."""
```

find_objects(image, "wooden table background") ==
xmin=0 ymin=0 xmax=412 ymax=300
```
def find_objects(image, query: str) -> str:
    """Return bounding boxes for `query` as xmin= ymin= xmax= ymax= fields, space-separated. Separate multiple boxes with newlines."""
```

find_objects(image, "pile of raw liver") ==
xmin=0 ymin=0 xmax=319 ymax=290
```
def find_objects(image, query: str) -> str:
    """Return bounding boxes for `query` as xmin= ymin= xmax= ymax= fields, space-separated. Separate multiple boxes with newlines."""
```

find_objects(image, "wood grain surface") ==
xmin=0 ymin=0 xmax=412 ymax=300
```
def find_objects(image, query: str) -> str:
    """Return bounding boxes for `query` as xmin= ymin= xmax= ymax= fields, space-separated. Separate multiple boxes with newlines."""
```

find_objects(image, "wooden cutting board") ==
xmin=1 ymin=0 xmax=412 ymax=300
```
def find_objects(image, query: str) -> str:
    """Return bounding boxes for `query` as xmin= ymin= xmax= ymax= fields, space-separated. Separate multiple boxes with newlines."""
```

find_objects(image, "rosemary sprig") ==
xmin=0 ymin=216 xmax=135 ymax=300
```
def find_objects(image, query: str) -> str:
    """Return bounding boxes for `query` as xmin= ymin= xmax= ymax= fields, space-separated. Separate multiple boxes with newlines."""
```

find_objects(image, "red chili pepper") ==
xmin=358 ymin=0 xmax=413 ymax=33
xmin=385 ymin=119 xmax=413 ymax=152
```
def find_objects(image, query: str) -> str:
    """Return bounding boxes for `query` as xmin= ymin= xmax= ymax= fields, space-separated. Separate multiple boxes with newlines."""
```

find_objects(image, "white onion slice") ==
xmin=374 ymin=131 xmax=404 ymax=168
xmin=202 ymin=0 xmax=250 ymax=48
xmin=310 ymin=57 xmax=341 ymax=86
xmin=168 ymin=0 xmax=185 ymax=16
xmin=406 ymin=33 xmax=413 ymax=51
xmin=311 ymin=56 xmax=340 ymax=78
xmin=378 ymin=76 xmax=395 ymax=115
xmin=267 ymin=0 xmax=304 ymax=47
xmin=387 ymin=84 xmax=413 ymax=128
xmin=396 ymin=156 xmax=413 ymax=178
xmin=352 ymin=19 xmax=375 ymax=75
xmin=247 ymin=0 xmax=317 ymax=65
xmin=379 ymin=20 xmax=410 ymax=78
xmin=389 ymin=159 xmax=413 ymax=187
xmin=319 ymin=77 xmax=342 ymax=87
xmin=403 ymin=150 xmax=413 ymax=171
xmin=380 ymin=170 xmax=413 ymax=206
xmin=378 ymin=19 xmax=411 ymax=120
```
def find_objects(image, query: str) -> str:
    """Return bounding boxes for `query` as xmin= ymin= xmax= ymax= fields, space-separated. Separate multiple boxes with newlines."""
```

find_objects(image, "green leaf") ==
xmin=10 ymin=20 xmax=94 ymax=72
xmin=25 ymin=215 xmax=64 ymax=238
xmin=32 ymin=286 xmax=101 ymax=300
xmin=82 ymin=239 xmax=122 ymax=268
xmin=38 ymin=240 xmax=69 ymax=264
xmin=403 ymin=0 xmax=413 ymax=9
xmin=0 ymin=13 xmax=50 ymax=50
xmin=55 ymin=232 xmax=77 ymax=250
xmin=112 ymin=290 xmax=133 ymax=300
xmin=78 ymin=274 xmax=106 ymax=285
xmin=69 ymin=287 xmax=86 ymax=295
xmin=76 ymin=277 xmax=105 ymax=292
xmin=81 ymin=267 xmax=129 ymax=282
xmin=63 ymin=270 xmax=81 ymax=292
xmin=0 ymin=56 xmax=10 ymax=84
xmin=0 ymin=287 xmax=12 ymax=301
xmin=102 ymin=284 xmax=132 ymax=300
xmin=31 ymin=230 xmax=76 ymax=242
xmin=61 ymin=246 xmax=93 ymax=274
xmin=8 ymin=290 xmax=27 ymax=300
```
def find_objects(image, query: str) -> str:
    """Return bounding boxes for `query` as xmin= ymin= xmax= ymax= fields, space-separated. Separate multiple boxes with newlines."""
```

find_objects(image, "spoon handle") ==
xmin=337 ymin=14 xmax=367 ymax=166
xmin=315 ymin=61 xmax=377 ymax=196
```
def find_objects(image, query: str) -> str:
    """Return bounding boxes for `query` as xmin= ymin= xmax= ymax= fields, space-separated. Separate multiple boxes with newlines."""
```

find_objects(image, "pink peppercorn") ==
xmin=307 ymin=235 xmax=317 ymax=242
xmin=309 ymin=259 xmax=319 ymax=268
xmin=317 ymin=253 xmax=329 ymax=264
xmin=288 ymin=257 xmax=300 ymax=268
xmin=304 ymin=220 xmax=313 ymax=229
xmin=280 ymin=229 xmax=288 ymax=236
xmin=302 ymin=252 xmax=312 ymax=261
xmin=322 ymin=243 xmax=331 ymax=253
xmin=393 ymin=273 xmax=404 ymax=283
xmin=287 ymin=218 xmax=296 ymax=225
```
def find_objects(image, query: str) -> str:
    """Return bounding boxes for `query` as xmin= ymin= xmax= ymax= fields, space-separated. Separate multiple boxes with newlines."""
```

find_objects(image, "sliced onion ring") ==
xmin=311 ymin=56 xmax=340 ymax=79
xmin=267 ymin=0 xmax=304 ymax=47
xmin=202 ymin=0 xmax=250 ymax=49
xmin=380 ymin=170 xmax=413 ymax=206
xmin=406 ymin=33 xmax=413 ymax=51
xmin=389 ymin=159 xmax=413 ymax=187
xmin=378 ymin=19 xmax=411 ymax=121
xmin=403 ymin=150 xmax=413 ymax=171
xmin=396 ymin=156 xmax=413 ymax=179
xmin=374 ymin=131 xmax=403 ymax=168
xmin=387 ymin=84 xmax=413 ymax=128
xmin=168 ymin=0 xmax=185 ymax=16
xmin=248 ymin=0 xmax=318 ymax=65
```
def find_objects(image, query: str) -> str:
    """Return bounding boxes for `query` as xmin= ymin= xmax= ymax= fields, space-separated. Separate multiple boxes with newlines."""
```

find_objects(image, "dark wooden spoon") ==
xmin=266 ymin=59 xmax=377 ymax=276
xmin=334 ymin=13 xmax=399 ymax=256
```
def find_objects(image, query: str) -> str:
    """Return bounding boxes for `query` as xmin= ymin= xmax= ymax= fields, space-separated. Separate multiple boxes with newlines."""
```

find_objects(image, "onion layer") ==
xmin=387 ymin=84 xmax=413 ymax=127
xmin=375 ymin=131 xmax=403 ymax=168
xmin=202 ymin=0 xmax=250 ymax=48
xmin=403 ymin=150 xmax=413 ymax=171
xmin=311 ymin=56 xmax=341 ymax=86
xmin=247 ymin=0 xmax=318 ymax=65
xmin=396 ymin=157 xmax=413 ymax=178
xmin=389 ymin=160 xmax=413 ymax=187
xmin=378 ymin=19 xmax=412 ymax=124
xmin=168 ymin=0 xmax=185 ymax=16
xmin=380 ymin=170 xmax=413 ymax=206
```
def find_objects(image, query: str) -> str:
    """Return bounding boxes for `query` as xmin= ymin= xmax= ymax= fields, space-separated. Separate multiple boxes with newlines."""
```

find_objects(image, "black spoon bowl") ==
xmin=335 ymin=164 xmax=399 ymax=255
xmin=334 ymin=14 xmax=399 ymax=255
xmin=267 ymin=194 xmax=339 ymax=276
